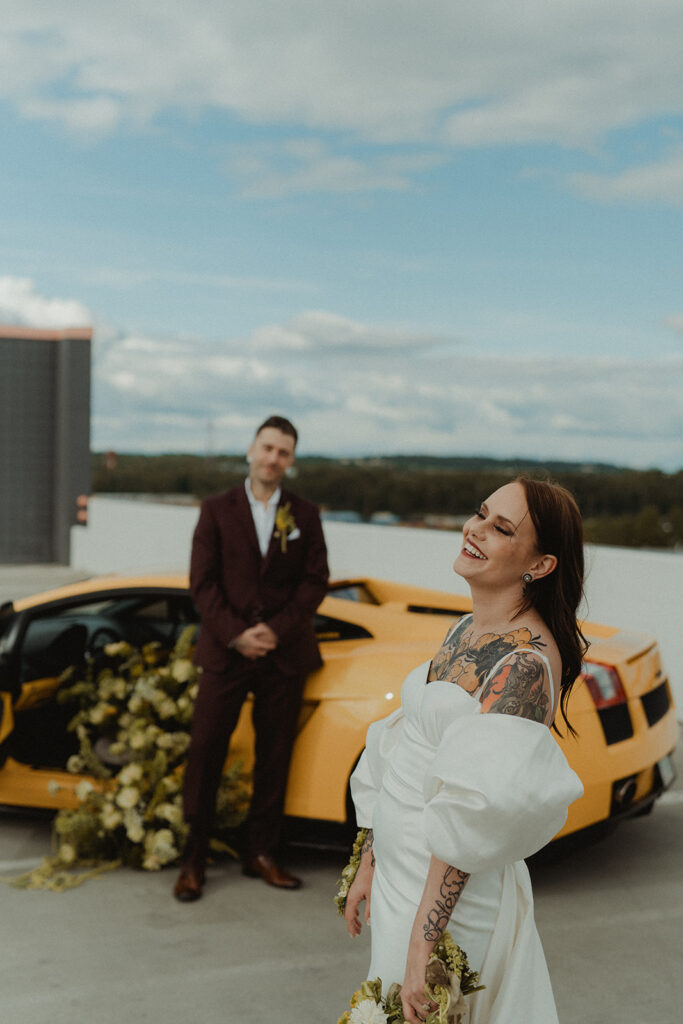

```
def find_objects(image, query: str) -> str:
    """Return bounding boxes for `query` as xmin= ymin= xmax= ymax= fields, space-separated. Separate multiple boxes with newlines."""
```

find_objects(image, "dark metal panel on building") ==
xmin=0 ymin=328 xmax=91 ymax=564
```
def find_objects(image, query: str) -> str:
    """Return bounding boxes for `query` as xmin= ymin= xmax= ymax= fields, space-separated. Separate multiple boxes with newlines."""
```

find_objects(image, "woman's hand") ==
xmin=343 ymin=834 xmax=375 ymax=937
xmin=400 ymin=948 xmax=436 ymax=1024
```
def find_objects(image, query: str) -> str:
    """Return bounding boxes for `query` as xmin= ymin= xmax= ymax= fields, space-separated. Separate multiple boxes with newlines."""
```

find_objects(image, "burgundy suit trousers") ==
xmin=182 ymin=657 xmax=305 ymax=861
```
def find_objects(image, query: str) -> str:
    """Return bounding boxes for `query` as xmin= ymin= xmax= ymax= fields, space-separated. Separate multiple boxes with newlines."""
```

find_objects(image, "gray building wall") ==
xmin=0 ymin=327 xmax=91 ymax=564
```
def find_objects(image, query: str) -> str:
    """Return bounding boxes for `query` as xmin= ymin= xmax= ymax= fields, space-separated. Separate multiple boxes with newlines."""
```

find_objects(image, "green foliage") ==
xmin=12 ymin=629 xmax=250 ymax=886
xmin=92 ymin=453 xmax=683 ymax=550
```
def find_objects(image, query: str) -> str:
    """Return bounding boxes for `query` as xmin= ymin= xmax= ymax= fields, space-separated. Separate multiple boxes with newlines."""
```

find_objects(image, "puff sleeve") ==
xmin=422 ymin=714 xmax=583 ymax=873
xmin=350 ymin=708 xmax=405 ymax=827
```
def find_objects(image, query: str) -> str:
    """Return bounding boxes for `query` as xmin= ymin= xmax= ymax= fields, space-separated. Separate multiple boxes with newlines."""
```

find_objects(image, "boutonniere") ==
xmin=274 ymin=502 xmax=297 ymax=552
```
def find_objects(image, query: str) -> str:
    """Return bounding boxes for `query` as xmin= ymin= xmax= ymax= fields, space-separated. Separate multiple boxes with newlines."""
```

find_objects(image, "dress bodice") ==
xmin=401 ymin=659 xmax=481 ymax=751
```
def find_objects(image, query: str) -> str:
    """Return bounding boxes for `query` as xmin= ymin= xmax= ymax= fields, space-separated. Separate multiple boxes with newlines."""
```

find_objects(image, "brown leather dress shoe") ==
xmin=173 ymin=864 xmax=205 ymax=902
xmin=242 ymin=854 xmax=301 ymax=890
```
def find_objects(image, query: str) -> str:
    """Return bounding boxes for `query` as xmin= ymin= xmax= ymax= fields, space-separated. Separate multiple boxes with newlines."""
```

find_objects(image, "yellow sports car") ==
xmin=0 ymin=574 xmax=678 ymax=846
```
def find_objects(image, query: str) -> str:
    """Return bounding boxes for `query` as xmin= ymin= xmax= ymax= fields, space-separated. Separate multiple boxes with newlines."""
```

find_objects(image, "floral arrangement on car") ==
xmin=337 ymin=931 xmax=483 ymax=1024
xmin=7 ymin=626 xmax=249 ymax=891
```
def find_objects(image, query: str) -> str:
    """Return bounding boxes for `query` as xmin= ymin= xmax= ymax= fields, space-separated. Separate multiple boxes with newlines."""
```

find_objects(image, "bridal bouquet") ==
xmin=336 ymin=833 xmax=483 ymax=1024
xmin=337 ymin=931 xmax=483 ymax=1024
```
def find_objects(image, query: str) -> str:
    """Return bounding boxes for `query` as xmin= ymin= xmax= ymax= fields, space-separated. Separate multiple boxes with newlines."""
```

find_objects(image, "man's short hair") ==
xmin=255 ymin=415 xmax=298 ymax=446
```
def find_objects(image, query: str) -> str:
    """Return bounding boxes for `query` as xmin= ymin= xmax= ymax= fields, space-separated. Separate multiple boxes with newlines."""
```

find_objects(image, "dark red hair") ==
xmin=516 ymin=477 xmax=589 ymax=734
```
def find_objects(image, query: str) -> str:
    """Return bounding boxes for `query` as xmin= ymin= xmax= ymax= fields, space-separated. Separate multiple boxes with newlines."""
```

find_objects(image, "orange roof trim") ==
xmin=0 ymin=325 xmax=93 ymax=342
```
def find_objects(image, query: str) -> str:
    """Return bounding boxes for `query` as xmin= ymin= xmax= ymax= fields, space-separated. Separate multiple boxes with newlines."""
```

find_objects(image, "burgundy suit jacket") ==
xmin=189 ymin=484 xmax=329 ymax=676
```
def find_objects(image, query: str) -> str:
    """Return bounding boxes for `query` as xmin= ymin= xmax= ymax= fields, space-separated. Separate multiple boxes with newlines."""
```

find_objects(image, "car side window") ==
xmin=19 ymin=593 xmax=199 ymax=682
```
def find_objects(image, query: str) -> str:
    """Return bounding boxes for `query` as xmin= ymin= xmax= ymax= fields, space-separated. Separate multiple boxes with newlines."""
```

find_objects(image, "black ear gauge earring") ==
xmin=522 ymin=573 xmax=533 ymax=584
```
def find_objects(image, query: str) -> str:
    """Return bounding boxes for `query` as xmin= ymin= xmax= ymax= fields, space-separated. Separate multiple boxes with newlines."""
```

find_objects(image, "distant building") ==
xmin=0 ymin=325 xmax=92 ymax=564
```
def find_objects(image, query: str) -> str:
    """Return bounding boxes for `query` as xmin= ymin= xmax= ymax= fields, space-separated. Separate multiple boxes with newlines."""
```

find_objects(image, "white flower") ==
xmin=123 ymin=808 xmax=145 ymax=843
xmin=75 ymin=780 xmax=95 ymax=801
xmin=172 ymin=658 xmax=194 ymax=683
xmin=58 ymin=843 xmax=76 ymax=865
xmin=134 ymin=678 xmax=158 ymax=702
xmin=112 ymin=678 xmax=127 ymax=700
xmin=47 ymin=780 xmax=62 ymax=796
xmin=128 ymin=694 xmax=144 ymax=714
xmin=147 ymin=827 xmax=177 ymax=863
xmin=162 ymin=775 xmax=181 ymax=795
xmin=104 ymin=641 xmax=132 ymax=657
xmin=158 ymin=697 xmax=177 ymax=719
xmin=156 ymin=802 xmax=183 ymax=827
xmin=101 ymin=803 xmax=123 ymax=829
xmin=66 ymin=755 xmax=84 ymax=773
xmin=89 ymin=703 xmax=110 ymax=725
xmin=115 ymin=786 xmax=140 ymax=810
xmin=349 ymin=999 xmax=388 ymax=1024
xmin=129 ymin=731 xmax=147 ymax=750
xmin=117 ymin=763 xmax=143 ymax=786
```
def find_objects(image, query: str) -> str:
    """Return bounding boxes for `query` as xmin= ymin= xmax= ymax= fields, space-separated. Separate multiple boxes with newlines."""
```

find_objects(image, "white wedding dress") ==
xmin=350 ymin=629 xmax=583 ymax=1024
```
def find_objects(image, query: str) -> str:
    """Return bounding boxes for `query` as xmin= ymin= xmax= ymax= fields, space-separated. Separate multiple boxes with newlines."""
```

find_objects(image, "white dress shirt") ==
xmin=245 ymin=478 xmax=281 ymax=557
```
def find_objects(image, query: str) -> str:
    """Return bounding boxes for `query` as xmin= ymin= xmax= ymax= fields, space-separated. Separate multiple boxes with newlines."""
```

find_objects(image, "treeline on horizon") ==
xmin=91 ymin=452 xmax=683 ymax=550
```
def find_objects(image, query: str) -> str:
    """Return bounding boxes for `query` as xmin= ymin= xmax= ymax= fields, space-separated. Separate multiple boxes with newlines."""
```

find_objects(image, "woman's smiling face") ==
xmin=455 ymin=482 xmax=543 ymax=587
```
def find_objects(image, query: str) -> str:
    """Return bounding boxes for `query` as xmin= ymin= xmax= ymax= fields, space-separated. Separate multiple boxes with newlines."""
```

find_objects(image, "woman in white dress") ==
xmin=344 ymin=478 xmax=588 ymax=1024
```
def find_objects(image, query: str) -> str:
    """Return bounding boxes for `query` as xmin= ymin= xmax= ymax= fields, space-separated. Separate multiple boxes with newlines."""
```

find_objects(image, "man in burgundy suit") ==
xmin=173 ymin=415 xmax=329 ymax=901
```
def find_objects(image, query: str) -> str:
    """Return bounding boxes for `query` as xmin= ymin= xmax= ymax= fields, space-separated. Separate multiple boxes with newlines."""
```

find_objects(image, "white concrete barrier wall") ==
xmin=72 ymin=496 xmax=683 ymax=711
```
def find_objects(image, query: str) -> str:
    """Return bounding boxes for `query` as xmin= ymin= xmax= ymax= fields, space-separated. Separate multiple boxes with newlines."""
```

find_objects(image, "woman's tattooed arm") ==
xmin=361 ymin=828 xmax=375 ymax=866
xmin=422 ymin=865 xmax=470 ymax=942
xmin=479 ymin=652 xmax=551 ymax=724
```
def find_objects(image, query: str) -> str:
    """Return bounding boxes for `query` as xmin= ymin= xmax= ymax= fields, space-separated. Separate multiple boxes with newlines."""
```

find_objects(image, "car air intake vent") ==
xmin=407 ymin=605 xmax=463 ymax=617
xmin=641 ymin=681 xmax=671 ymax=727
xmin=598 ymin=705 xmax=634 ymax=745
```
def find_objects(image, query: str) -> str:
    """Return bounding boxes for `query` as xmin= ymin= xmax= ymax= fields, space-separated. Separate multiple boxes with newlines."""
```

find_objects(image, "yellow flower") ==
xmin=274 ymin=502 xmax=297 ymax=552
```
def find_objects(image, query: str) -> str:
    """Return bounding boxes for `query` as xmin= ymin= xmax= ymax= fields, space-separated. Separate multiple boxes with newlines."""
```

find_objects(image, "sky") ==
xmin=0 ymin=1 xmax=682 ymax=470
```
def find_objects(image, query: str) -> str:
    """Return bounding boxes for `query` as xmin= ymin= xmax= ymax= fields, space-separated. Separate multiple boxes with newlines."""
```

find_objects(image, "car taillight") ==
xmin=581 ymin=663 xmax=627 ymax=709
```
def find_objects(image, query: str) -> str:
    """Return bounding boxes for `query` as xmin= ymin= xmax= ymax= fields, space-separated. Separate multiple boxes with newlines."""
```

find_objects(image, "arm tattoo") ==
xmin=423 ymin=866 xmax=470 ymax=942
xmin=479 ymin=652 xmax=550 ymax=724
xmin=361 ymin=828 xmax=375 ymax=866
xmin=429 ymin=624 xmax=546 ymax=692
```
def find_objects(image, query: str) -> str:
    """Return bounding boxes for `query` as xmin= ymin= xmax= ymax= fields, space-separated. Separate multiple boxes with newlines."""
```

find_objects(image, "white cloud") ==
xmin=569 ymin=147 xmax=683 ymax=205
xmin=90 ymin=309 xmax=683 ymax=470
xmin=0 ymin=276 xmax=92 ymax=327
xmin=250 ymin=311 xmax=455 ymax=353
xmin=227 ymin=139 xmax=444 ymax=197
xmin=3 ymin=1 xmax=683 ymax=161
xmin=3 ymin=277 xmax=679 ymax=467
